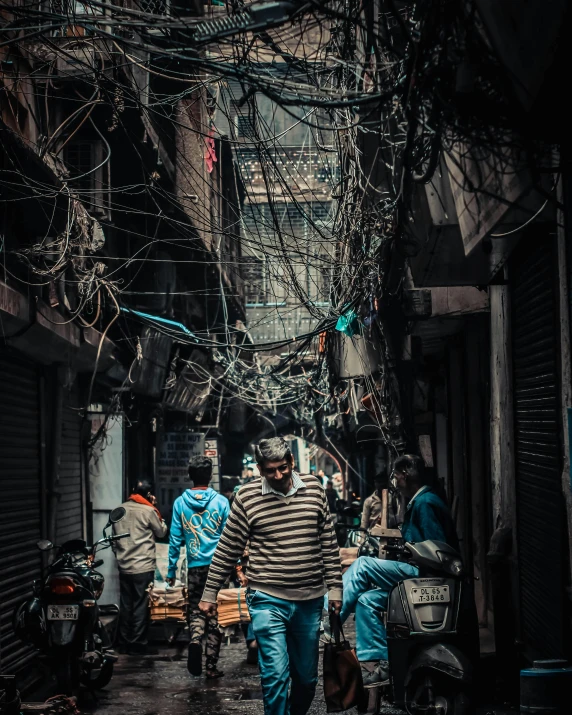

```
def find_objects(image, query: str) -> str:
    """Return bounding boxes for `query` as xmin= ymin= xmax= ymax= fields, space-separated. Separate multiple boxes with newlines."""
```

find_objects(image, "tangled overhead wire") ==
xmin=0 ymin=0 xmax=557 ymax=440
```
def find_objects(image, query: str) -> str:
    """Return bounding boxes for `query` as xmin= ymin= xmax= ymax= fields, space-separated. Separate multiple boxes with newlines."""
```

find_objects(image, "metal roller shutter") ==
xmin=0 ymin=349 xmax=42 ymax=673
xmin=511 ymin=236 xmax=565 ymax=659
xmin=57 ymin=387 xmax=84 ymax=545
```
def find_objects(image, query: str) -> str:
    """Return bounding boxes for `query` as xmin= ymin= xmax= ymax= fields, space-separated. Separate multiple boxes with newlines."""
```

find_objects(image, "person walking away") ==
xmin=325 ymin=480 xmax=338 ymax=518
xmin=198 ymin=437 xmax=343 ymax=715
xmin=167 ymin=456 xmax=230 ymax=679
xmin=113 ymin=479 xmax=167 ymax=655
xmin=341 ymin=454 xmax=459 ymax=687
xmin=317 ymin=468 xmax=328 ymax=488
xmin=331 ymin=471 xmax=344 ymax=498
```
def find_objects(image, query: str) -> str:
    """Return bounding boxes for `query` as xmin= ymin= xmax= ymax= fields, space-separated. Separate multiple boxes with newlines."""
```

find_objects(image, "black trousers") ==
xmin=119 ymin=571 xmax=154 ymax=646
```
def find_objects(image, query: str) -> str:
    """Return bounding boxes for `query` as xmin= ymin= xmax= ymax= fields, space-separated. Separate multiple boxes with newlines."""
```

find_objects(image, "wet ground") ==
xmin=28 ymin=623 xmax=516 ymax=715
xmin=81 ymin=638 xmax=271 ymax=715
xmin=29 ymin=625 xmax=360 ymax=715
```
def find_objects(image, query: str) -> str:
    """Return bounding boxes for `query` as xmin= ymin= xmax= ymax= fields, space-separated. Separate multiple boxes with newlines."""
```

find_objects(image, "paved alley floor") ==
xmin=26 ymin=619 xmax=368 ymax=715
xmin=28 ymin=624 xmax=517 ymax=715
xmin=72 ymin=634 xmax=358 ymax=715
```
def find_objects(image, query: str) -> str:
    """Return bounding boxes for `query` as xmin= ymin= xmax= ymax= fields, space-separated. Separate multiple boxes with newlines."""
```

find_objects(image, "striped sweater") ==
xmin=202 ymin=475 xmax=343 ymax=603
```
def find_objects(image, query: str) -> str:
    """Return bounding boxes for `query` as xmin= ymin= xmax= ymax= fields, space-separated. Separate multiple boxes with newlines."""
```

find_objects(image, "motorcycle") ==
xmin=13 ymin=507 xmax=129 ymax=695
xmin=382 ymin=540 xmax=478 ymax=715
xmin=334 ymin=501 xmax=364 ymax=549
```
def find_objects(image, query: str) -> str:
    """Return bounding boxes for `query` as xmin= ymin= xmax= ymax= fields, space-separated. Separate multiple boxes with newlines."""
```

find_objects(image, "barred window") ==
xmin=243 ymin=258 xmax=267 ymax=305
xmin=137 ymin=0 xmax=170 ymax=15
xmin=237 ymin=115 xmax=256 ymax=138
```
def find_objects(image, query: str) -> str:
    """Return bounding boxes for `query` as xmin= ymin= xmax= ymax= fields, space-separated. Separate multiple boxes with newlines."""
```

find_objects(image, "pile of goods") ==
xmin=216 ymin=588 xmax=251 ymax=628
xmin=148 ymin=584 xmax=187 ymax=622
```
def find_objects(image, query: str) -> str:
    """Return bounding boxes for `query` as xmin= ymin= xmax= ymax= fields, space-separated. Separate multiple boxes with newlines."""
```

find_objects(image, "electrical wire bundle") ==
xmin=0 ymin=0 xmax=558 ymax=442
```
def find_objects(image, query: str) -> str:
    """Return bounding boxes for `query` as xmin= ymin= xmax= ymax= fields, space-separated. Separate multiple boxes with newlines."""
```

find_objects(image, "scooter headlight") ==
xmin=436 ymin=551 xmax=464 ymax=577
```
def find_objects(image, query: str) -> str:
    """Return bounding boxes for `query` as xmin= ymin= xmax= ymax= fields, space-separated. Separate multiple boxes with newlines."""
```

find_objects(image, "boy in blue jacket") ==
xmin=167 ymin=455 xmax=229 ymax=679
xmin=341 ymin=454 xmax=459 ymax=687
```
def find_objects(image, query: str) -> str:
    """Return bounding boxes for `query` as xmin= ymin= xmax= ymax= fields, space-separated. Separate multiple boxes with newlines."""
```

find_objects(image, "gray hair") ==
xmin=255 ymin=437 xmax=292 ymax=465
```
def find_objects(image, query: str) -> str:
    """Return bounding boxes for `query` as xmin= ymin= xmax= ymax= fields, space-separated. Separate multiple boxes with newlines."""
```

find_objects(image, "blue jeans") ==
xmin=246 ymin=590 xmax=323 ymax=715
xmin=340 ymin=557 xmax=419 ymax=662
xmin=246 ymin=621 xmax=255 ymax=644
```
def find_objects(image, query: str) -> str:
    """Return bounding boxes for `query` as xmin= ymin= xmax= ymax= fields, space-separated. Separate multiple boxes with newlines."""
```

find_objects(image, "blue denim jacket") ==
xmin=401 ymin=487 xmax=459 ymax=551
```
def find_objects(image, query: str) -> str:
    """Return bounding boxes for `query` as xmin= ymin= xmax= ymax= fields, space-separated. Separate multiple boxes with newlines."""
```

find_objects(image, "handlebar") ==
xmin=92 ymin=532 xmax=130 ymax=555
xmin=385 ymin=544 xmax=407 ymax=554
xmin=109 ymin=532 xmax=130 ymax=542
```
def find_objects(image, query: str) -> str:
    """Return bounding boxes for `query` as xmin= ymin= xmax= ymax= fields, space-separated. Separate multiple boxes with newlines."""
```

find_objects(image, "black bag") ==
xmin=323 ymin=614 xmax=366 ymax=712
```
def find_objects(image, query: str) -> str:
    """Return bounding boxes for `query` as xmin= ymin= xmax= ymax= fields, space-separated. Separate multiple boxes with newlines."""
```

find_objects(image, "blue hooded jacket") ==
xmin=401 ymin=487 xmax=459 ymax=551
xmin=167 ymin=488 xmax=230 ymax=578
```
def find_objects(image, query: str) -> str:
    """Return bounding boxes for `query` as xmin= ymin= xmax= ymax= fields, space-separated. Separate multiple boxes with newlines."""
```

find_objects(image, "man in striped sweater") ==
xmin=199 ymin=437 xmax=343 ymax=715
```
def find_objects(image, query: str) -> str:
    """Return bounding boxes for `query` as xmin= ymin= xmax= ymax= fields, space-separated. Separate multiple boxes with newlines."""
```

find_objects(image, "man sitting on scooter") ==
xmin=340 ymin=454 xmax=459 ymax=688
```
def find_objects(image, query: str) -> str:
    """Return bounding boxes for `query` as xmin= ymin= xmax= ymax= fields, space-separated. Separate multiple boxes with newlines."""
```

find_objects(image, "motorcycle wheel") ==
xmin=406 ymin=674 xmax=474 ymax=715
xmin=53 ymin=651 xmax=81 ymax=696
xmin=81 ymin=660 xmax=114 ymax=690
xmin=448 ymin=689 xmax=474 ymax=715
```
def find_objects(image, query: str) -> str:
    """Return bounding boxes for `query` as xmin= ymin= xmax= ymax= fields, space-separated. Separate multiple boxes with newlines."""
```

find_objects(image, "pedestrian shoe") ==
xmin=205 ymin=667 xmax=224 ymax=680
xmin=103 ymin=648 xmax=119 ymax=663
xmin=246 ymin=642 xmax=258 ymax=665
xmin=319 ymin=619 xmax=334 ymax=644
xmin=361 ymin=660 xmax=390 ymax=688
xmin=187 ymin=642 xmax=202 ymax=676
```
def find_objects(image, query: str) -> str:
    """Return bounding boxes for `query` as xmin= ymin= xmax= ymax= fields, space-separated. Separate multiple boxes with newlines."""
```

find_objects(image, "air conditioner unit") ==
xmin=55 ymin=45 xmax=97 ymax=78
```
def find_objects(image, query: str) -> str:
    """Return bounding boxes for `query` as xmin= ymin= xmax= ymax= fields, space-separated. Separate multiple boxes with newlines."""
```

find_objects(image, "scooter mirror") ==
xmin=37 ymin=539 xmax=54 ymax=552
xmin=109 ymin=507 xmax=126 ymax=525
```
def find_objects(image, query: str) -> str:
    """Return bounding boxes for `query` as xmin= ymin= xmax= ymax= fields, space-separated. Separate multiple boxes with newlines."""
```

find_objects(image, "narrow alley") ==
xmin=1 ymin=2 xmax=572 ymax=715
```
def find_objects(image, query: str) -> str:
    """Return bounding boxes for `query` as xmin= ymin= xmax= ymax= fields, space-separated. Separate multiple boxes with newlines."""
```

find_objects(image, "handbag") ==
xmin=323 ymin=613 xmax=366 ymax=712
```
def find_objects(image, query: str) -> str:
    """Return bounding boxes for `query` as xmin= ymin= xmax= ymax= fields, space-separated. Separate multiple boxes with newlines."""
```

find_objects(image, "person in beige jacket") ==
xmin=113 ymin=479 xmax=167 ymax=655
xmin=361 ymin=475 xmax=386 ymax=530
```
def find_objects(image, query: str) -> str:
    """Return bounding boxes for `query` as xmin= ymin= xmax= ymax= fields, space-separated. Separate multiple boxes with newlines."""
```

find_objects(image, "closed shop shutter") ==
xmin=0 ymin=349 xmax=42 ymax=673
xmin=56 ymin=387 xmax=84 ymax=545
xmin=511 ymin=235 xmax=565 ymax=659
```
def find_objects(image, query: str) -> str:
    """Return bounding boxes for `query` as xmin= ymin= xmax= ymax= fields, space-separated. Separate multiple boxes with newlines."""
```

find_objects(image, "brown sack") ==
xmin=323 ymin=614 xmax=366 ymax=712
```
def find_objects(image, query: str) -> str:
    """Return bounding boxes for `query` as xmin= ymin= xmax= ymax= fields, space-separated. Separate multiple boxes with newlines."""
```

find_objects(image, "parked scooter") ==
xmin=13 ymin=507 xmax=129 ymax=695
xmin=382 ymin=540 xmax=478 ymax=715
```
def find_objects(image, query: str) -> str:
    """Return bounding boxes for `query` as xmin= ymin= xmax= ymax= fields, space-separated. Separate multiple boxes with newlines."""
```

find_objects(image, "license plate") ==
xmin=47 ymin=605 xmax=79 ymax=621
xmin=411 ymin=586 xmax=450 ymax=604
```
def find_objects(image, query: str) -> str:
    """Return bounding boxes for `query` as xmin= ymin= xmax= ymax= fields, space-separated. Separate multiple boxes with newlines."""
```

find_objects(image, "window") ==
xmin=64 ymin=140 xmax=110 ymax=217
xmin=135 ymin=0 xmax=172 ymax=36
xmin=64 ymin=141 xmax=94 ymax=195
xmin=138 ymin=0 xmax=170 ymax=15
xmin=49 ymin=1 xmax=103 ymax=36
xmin=316 ymin=252 xmax=332 ymax=303
xmin=237 ymin=115 xmax=256 ymax=138
xmin=305 ymin=251 xmax=332 ymax=304
xmin=243 ymin=258 xmax=266 ymax=305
